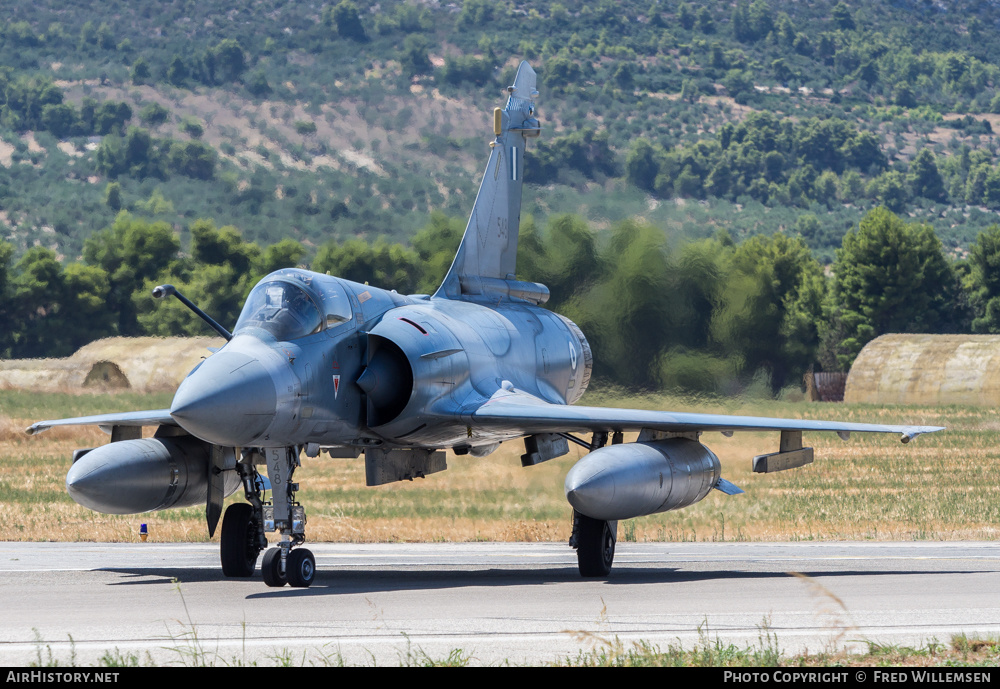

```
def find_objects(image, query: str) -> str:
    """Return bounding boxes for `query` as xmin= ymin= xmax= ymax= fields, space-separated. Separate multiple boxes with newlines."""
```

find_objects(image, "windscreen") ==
xmin=234 ymin=280 xmax=324 ymax=341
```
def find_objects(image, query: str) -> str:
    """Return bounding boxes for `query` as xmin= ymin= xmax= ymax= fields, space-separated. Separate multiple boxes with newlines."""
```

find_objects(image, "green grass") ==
xmin=0 ymin=389 xmax=174 ymax=421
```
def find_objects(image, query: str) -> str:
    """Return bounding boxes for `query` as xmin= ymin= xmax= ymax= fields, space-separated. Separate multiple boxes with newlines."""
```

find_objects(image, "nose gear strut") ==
xmin=219 ymin=447 xmax=315 ymax=587
xmin=261 ymin=446 xmax=315 ymax=587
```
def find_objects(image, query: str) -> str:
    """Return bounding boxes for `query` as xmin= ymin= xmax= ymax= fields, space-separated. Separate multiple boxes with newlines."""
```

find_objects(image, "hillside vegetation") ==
xmin=5 ymin=1 xmax=1000 ymax=393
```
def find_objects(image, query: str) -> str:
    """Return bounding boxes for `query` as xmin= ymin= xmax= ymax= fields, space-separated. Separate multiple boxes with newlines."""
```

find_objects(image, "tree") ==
xmin=696 ymin=7 xmax=715 ymax=34
xmin=78 ymin=21 xmax=97 ymax=50
xmin=748 ymin=0 xmax=774 ymax=40
xmin=167 ymin=56 xmax=189 ymax=86
xmin=517 ymin=214 xmax=600 ymax=307
xmin=525 ymin=129 xmax=617 ymax=185
xmin=97 ymin=127 xmax=163 ymax=179
xmin=732 ymin=1 xmax=752 ymax=42
xmin=964 ymin=225 xmax=1000 ymax=333
xmin=543 ymin=55 xmax=582 ymax=90
xmin=245 ymin=71 xmax=271 ymax=97
xmin=9 ymin=247 xmax=69 ymax=357
xmin=774 ymin=12 xmax=796 ymax=47
xmin=95 ymin=134 xmax=125 ymax=177
xmin=722 ymin=69 xmax=753 ymax=102
xmin=83 ymin=212 xmax=180 ymax=335
xmin=168 ymin=140 xmax=216 ymax=180
xmin=457 ymin=0 xmax=495 ymax=28
xmin=139 ymin=102 xmax=170 ymax=128
xmin=680 ymin=78 xmax=700 ymax=103
xmin=313 ymin=238 xmax=420 ymax=293
xmin=130 ymin=57 xmax=151 ymax=85
xmin=96 ymin=23 xmax=115 ymax=50
xmin=253 ymin=239 xmax=307 ymax=283
xmin=713 ymin=234 xmax=825 ymax=390
xmin=7 ymin=249 xmax=115 ymax=357
xmin=983 ymin=168 xmax=1000 ymax=208
xmin=400 ymin=35 xmax=432 ymax=78
xmin=7 ymin=22 xmax=39 ymax=47
xmin=0 ymin=242 xmax=12 ymax=356
xmin=60 ymin=263 xmax=116 ymax=353
xmin=678 ymin=3 xmax=695 ymax=30
xmin=812 ymin=170 xmax=839 ymax=206
xmin=105 ymin=182 xmax=123 ymax=211
xmin=327 ymin=1 xmax=368 ymax=41
xmin=866 ymin=171 xmax=909 ymax=212
xmin=190 ymin=219 xmax=259 ymax=276
xmin=439 ymin=55 xmax=493 ymax=86
xmin=294 ymin=120 xmax=317 ymax=136
xmin=211 ymin=39 xmax=246 ymax=83
xmin=654 ymin=237 xmax=735 ymax=392
xmin=771 ymin=58 xmax=792 ymax=84
xmin=832 ymin=208 xmax=958 ymax=367
xmin=908 ymin=149 xmax=945 ymax=202
xmin=180 ymin=117 xmax=204 ymax=139
xmin=964 ymin=163 xmax=989 ymax=205
xmin=612 ymin=62 xmax=636 ymax=91
xmin=411 ymin=212 xmax=464 ymax=294
xmin=561 ymin=220 xmax=674 ymax=388
xmin=93 ymin=101 xmax=133 ymax=135
xmin=40 ymin=103 xmax=76 ymax=138
xmin=832 ymin=2 xmax=856 ymax=31
xmin=137 ymin=264 xmax=245 ymax=336
xmin=625 ymin=138 xmax=658 ymax=192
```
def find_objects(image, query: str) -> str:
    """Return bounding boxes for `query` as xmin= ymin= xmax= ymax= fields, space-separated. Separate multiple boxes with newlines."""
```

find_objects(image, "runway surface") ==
xmin=1 ymin=541 xmax=998 ymax=666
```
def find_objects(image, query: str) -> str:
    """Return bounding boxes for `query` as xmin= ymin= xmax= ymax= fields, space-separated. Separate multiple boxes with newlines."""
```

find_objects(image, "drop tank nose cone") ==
xmin=66 ymin=455 xmax=116 ymax=513
xmin=66 ymin=440 xmax=167 ymax=514
xmin=170 ymin=351 xmax=278 ymax=446
xmin=565 ymin=463 xmax=616 ymax=519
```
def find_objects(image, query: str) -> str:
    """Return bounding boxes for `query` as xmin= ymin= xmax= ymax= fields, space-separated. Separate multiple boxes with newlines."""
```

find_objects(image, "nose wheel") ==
xmin=259 ymin=446 xmax=315 ymax=588
xmin=286 ymin=548 xmax=316 ymax=587
xmin=260 ymin=546 xmax=315 ymax=588
xmin=261 ymin=546 xmax=286 ymax=586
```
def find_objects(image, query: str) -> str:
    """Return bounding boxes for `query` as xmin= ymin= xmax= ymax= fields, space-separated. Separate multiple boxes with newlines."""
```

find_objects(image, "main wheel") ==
xmin=576 ymin=514 xmax=616 ymax=577
xmin=261 ymin=547 xmax=287 ymax=587
xmin=286 ymin=548 xmax=315 ymax=588
xmin=220 ymin=503 xmax=261 ymax=577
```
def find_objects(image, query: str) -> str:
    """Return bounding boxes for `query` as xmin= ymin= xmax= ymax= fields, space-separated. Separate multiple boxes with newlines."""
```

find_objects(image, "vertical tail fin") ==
xmin=434 ymin=61 xmax=548 ymax=304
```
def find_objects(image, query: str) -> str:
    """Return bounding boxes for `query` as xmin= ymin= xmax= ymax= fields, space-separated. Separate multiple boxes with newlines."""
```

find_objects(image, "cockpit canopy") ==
xmin=234 ymin=270 xmax=353 ymax=341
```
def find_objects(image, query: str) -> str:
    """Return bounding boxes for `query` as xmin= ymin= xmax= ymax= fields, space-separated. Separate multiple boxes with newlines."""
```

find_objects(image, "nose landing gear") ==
xmin=219 ymin=447 xmax=315 ymax=587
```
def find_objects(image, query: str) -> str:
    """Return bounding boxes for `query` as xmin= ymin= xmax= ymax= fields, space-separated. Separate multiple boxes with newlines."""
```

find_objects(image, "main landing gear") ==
xmin=570 ymin=509 xmax=617 ymax=577
xmin=220 ymin=502 xmax=261 ymax=577
xmin=219 ymin=447 xmax=315 ymax=588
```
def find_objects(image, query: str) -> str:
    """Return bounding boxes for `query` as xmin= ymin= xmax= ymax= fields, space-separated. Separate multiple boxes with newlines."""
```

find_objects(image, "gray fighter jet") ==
xmin=28 ymin=62 xmax=943 ymax=587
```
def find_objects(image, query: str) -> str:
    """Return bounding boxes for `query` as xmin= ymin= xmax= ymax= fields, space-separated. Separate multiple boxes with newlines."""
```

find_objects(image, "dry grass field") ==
xmin=1 ymin=386 xmax=993 ymax=545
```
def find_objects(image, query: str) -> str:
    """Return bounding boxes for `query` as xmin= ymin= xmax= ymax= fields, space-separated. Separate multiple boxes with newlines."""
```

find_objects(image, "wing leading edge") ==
xmin=467 ymin=389 xmax=943 ymax=443
xmin=26 ymin=410 xmax=175 ymax=436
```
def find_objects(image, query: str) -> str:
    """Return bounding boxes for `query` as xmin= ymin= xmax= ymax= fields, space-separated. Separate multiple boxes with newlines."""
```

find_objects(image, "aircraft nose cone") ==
xmin=170 ymin=352 xmax=277 ymax=446
xmin=565 ymin=463 xmax=616 ymax=520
